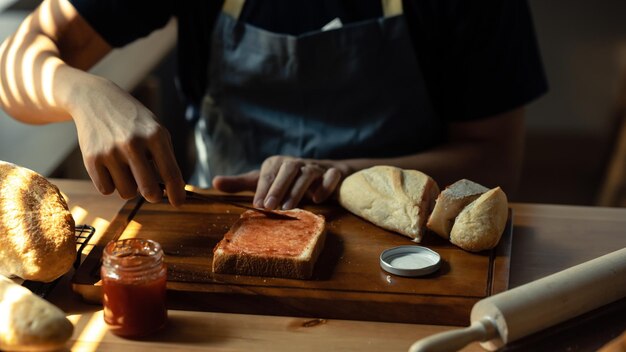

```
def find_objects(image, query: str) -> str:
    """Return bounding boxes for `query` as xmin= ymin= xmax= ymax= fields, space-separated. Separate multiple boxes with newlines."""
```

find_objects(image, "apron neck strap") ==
xmin=222 ymin=0 xmax=245 ymax=20
xmin=382 ymin=0 xmax=403 ymax=17
xmin=222 ymin=0 xmax=403 ymax=21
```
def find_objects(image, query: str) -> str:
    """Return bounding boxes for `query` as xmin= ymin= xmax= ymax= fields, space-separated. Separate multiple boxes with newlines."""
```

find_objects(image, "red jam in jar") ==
xmin=101 ymin=238 xmax=167 ymax=337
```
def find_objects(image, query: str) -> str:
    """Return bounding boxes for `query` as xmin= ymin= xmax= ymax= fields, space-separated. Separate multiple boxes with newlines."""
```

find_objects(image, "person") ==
xmin=0 ymin=0 xmax=547 ymax=210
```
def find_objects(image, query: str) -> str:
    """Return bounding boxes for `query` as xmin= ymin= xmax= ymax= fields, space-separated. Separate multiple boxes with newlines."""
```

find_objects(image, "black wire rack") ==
xmin=22 ymin=224 xmax=96 ymax=298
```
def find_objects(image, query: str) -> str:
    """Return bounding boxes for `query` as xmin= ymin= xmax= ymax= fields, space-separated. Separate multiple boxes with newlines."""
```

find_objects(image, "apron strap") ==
xmin=222 ymin=0 xmax=245 ymax=20
xmin=382 ymin=0 xmax=403 ymax=17
xmin=223 ymin=0 xmax=403 ymax=21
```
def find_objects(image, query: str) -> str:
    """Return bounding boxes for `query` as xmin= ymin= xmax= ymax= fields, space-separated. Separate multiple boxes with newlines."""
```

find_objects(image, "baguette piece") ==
xmin=449 ymin=187 xmax=508 ymax=252
xmin=212 ymin=208 xmax=326 ymax=279
xmin=0 ymin=274 xmax=74 ymax=351
xmin=427 ymin=179 xmax=489 ymax=240
xmin=338 ymin=166 xmax=439 ymax=242
xmin=0 ymin=161 xmax=76 ymax=282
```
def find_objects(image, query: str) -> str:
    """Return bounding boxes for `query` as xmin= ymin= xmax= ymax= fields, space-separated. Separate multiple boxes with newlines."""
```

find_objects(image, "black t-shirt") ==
xmin=69 ymin=0 xmax=548 ymax=122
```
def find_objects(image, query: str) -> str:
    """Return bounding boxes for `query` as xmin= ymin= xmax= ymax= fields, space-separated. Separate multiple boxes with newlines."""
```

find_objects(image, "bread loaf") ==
xmin=213 ymin=208 xmax=326 ymax=279
xmin=449 ymin=187 xmax=508 ymax=252
xmin=427 ymin=179 xmax=489 ymax=240
xmin=0 ymin=161 xmax=76 ymax=282
xmin=338 ymin=166 xmax=439 ymax=242
xmin=0 ymin=274 xmax=74 ymax=351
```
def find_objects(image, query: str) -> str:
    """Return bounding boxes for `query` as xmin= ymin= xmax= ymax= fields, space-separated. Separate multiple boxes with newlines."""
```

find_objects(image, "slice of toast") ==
xmin=212 ymin=208 xmax=326 ymax=279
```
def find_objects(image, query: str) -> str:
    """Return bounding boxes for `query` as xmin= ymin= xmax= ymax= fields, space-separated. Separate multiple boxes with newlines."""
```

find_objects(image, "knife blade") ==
xmin=158 ymin=183 xmax=298 ymax=220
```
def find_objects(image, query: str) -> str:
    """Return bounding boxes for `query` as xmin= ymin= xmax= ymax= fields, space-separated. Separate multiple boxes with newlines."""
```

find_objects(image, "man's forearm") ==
xmin=337 ymin=110 xmax=526 ymax=195
xmin=339 ymin=140 xmax=520 ymax=193
xmin=0 ymin=0 xmax=110 ymax=125
xmin=0 ymin=27 xmax=77 ymax=124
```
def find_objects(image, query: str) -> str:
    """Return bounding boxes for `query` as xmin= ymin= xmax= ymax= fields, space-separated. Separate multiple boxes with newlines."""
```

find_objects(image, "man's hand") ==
xmin=0 ymin=0 xmax=185 ymax=207
xmin=212 ymin=156 xmax=348 ymax=210
xmin=70 ymin=76 xmax=186 ymax=206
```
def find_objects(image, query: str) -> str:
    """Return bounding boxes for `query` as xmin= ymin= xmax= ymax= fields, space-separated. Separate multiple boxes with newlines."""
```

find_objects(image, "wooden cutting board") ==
xmin=72 ymin=191 xmax=512 ymax=326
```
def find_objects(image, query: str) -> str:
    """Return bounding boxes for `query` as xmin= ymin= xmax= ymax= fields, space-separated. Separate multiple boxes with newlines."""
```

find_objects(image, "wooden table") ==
xmin=46 ymin=179 xmax=626 ymax=352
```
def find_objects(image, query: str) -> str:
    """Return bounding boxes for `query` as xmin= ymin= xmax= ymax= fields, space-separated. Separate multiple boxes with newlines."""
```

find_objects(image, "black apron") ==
xmin=190 ymin=0 xmax=442 ymax=187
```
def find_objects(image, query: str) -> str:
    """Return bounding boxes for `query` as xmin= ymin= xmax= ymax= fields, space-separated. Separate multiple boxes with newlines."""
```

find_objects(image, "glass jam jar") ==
xmin=101 ymin=238 xmax=167 ymax=337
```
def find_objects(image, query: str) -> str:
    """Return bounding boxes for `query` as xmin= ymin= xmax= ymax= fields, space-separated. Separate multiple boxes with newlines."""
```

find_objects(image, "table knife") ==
xmin=158 ymin=183 xmax=298 ymax=220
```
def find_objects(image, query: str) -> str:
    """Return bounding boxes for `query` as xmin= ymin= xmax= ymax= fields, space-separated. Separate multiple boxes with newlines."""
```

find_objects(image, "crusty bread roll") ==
xmin=449 ymin=187 xmax=508 ymax=252
xmin=427 ymin=179 xmax=489 ymax=240
xmin=0 ymin=274 xmax=74 ymax=351
xmin=0 ymin=161 xmax=75 ymax=282
xmin=338 ymin=166 xmax=439 ymax=242
xmin=213 ymin=208 xmax=326 ymax=279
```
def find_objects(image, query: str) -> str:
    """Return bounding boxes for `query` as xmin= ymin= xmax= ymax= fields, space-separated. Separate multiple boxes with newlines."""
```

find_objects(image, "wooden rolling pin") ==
xmin=409 ymin=247 xmax=626 ymax=352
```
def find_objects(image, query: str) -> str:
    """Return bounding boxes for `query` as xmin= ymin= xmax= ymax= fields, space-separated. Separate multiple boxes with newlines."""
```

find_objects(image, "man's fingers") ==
xmin=212 ymin=170 xmax=259 ymax=193
xmin=311 ymin=167 xmax=342 ymax=203
xmin=125 ymin=145 xmax=162 ymax=203
xmin=281 ymin=164 xmax=325 ymax=210
xmin=104 ymin=158 xmax=138 ymax=200
xmin=253 ymin=157 xmax=285 ymax=208
xmin=149 ymin=128 xmax=185 ymax=207
xmin=263 ymin=160 xmax=302 ymax=209
xmin=84 ymin=156 xmax=115 ymax=195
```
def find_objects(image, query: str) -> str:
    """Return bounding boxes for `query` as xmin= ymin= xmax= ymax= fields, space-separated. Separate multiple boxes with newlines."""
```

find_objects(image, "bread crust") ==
xmin=212 ymin=209 xmax=326 ymax=279
xmin=338 ymin=166 xmax=439 ymax=242
xmin=0 ymin=275 xmax=74 ymax=351
xmin=427 ymin=179 xmax=489 ymax=240
xmin=0 ymin=161 xmax=76 ymax=282
xmin=449 ymin=187 xmax=508 ymax=252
